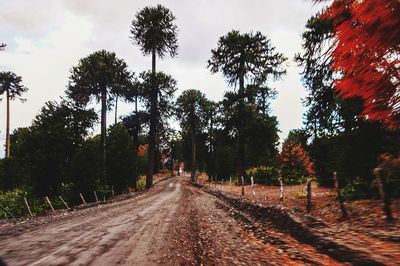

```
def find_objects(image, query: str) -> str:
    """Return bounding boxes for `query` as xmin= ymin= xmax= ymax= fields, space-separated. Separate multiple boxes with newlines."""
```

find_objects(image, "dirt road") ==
xmin=0 ymin=175 xmax=393 ymax=265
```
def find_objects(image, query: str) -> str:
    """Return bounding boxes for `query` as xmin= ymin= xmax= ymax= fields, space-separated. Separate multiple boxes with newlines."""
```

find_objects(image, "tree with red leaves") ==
xmin=316 ymin=0 xmax=400 ymax=128
xmin=280 ymin=138 xmax=315 ymax=184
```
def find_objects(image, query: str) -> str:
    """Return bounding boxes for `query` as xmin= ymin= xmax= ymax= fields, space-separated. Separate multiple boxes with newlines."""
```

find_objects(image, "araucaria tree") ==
xmin=0 ymin=71 xmax=28 ymax=158
xmin=208 ymin=30 xmax=287 ymax=178
xmin=136 ymin=71 xmax=177 ymax=185
xmin=67 ymin=50 xmax=132 ymax=182
xmin=176 ymin=89 xmax=208 ymax=182
xmin=130 ymin=4 xmax=178 ymax=188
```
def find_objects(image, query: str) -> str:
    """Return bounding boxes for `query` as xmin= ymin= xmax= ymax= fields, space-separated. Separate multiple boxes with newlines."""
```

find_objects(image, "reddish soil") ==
xmin=211 ymin=182 xmax=400 ymax=264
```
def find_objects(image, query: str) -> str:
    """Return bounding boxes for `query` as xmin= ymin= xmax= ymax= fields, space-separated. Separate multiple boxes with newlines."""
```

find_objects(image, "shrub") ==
xmin=340 ymin=177 xmax=371 ymax=200
xmin=0 ymin=188 xmax=28 ymax=218
xmin=137 ymin=176 xmax=146 ymax=190
xmin=245 ymin=166 xmax=279 ymax=185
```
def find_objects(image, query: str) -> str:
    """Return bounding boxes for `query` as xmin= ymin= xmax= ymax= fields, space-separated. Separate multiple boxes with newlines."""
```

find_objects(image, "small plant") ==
xmin=340 ymin=177 xmax=369 ymax=200
xmin=137 ymin=176 xmax=146 ymax=190
xmin=295 ymin=190 xmax=306 ymax=199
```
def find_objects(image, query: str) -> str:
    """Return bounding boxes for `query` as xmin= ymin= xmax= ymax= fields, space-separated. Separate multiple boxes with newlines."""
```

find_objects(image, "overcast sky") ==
xmin=0 ymin=0 xmax=325 ymax=157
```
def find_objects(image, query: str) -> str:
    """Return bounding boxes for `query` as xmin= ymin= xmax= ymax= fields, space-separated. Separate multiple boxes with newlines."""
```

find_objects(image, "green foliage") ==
xmin=340 ymin=177 xmax=370 ymax=200
xmin=137 ymin=71 xmax=177 ymax=123
xmin=136 ymin=177 xmax=146 ymax=191
xmin=245 ymin=166 xmax=279 ymax=185
xmin=130 ymin=4 xmax=178 ymax=58
xmin=106 ymin=123 xmax=137 ymax=193
xmin=295 ymin=190 xmax=306 ymax=199
xmin=208 ymin=30 xmax=287 ymax=86
xmin=0 ymin=188 xmax=28 ymax=218
xmin=0 ymin=71 xmax=28 ymax=101
xmin=67 ymin=50 xmax=133 ymax=108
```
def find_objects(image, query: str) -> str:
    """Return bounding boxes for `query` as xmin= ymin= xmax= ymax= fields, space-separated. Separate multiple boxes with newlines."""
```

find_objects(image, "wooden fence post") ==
xmin=59 ymin=196 xmax=70 ymax=209
xmin=251 ymin=176 xmax=255 ymax=197
xmin=334 ymin=172 xmax=348 ymax=218
xmin=24 ymin=197 xmax=33 ymax=217
xmin=45 ymin=196 xmax=55 ymax=212
xmin=94 ymin=191 xmax=99 ymax=203
xmin=279 ymin=172 xmax=284 ymax=203
xmin=221 ymin=179 xmax=224 ymax=192
xmin=241 ymin=176 xmax=245 ymax=196
xmin=79 ymin=193 xmax=87 ymax=205
xmin=306 ymin=179 xmax=312 ymax=213
xmin=229 ymin=177 xmax=232 ymax=192
xmin=374 ymin=168 xmax=393 ymax=220
xmin=111 ymin=186 xmax=115 ymax=197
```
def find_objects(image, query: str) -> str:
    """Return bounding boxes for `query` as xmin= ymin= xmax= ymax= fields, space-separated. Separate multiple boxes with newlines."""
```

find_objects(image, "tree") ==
xmin=137 ymin=71 xmax=177 ymax=184
xmin=130 ymin=4 xmax=178 ymax=188
xmin=0 ymin=71 xmax=28 ymax=158
xmin=208 ymin=30 xmax=286 ymax=177
xmin=0 ymin=43 xmax=5 ymax=51
xmin=106 ymin=123 xmax=136 ymax=193
xmin=280 ymin=137 xmax=315 ymax=184
xmin=295 ymin=12 xmax=400 ymax=187
xmin=67 ymin=50 xmax=132 ymax=182
xmin=176 ymin=89 xmax=208 ymax=182
xmin=316 ymin=0 xmax=400 ymax=128
xmin=22 ymin=101 xmax=96 ymax=196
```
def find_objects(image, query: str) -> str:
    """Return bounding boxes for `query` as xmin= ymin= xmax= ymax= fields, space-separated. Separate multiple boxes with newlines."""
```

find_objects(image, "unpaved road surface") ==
xmin=0 ymin=175 xmax=395 ymax=265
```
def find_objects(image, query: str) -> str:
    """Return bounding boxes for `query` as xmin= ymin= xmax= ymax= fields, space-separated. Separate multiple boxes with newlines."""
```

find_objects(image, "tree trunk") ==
xmin=146 ymin=50 xmax=157 ymax=189
xmin=132 ymin=93 xmax=139 ymax=190
xmin=191 ymin=109 xmax=196 ymax=182
xmin=5 ymin=91 xmax=10 ymax=158
xmin=114 ymin=95 xmax=118 ymax=125
xmin=237 ymin=57 xmax=246 ymax=178
xmin=101 ymin=87 xmax=107 ymax=183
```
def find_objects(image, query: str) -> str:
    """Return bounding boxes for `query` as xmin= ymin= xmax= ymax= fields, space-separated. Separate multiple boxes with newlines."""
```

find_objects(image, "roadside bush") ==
xmin=0 ymin=188 xmax=28 ymax=218
xmin=340 ymin=177 xmax=371 ymax=200
xmin=137 ymin=176 xmax=146 ymax=190
xmin=245 ymin=166 xmax=279 ymax=185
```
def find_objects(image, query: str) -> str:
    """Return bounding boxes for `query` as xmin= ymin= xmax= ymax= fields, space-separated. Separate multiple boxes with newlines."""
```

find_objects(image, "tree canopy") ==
xmin=315 ymin=0 xmax=400 ymax=128
xmin=130 ymin=4 xmax=178 ymax=58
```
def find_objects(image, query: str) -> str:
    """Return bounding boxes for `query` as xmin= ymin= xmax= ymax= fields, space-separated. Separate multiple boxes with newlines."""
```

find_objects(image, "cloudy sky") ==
xmin=0 ymin=0 xmax=325 ymax=156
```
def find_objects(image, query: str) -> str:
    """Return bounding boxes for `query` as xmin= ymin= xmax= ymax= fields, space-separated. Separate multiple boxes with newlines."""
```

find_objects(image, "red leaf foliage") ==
xmin=316 ymin=0 xmax=400 ymax=128
xmin=280 ymin=141 xmax=315 ymax=176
